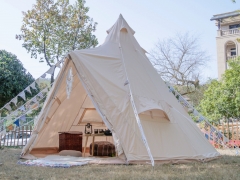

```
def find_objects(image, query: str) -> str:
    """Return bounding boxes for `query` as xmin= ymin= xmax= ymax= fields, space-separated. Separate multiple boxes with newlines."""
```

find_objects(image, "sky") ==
xmin=0 ymin=0 xmax=240 ymax=81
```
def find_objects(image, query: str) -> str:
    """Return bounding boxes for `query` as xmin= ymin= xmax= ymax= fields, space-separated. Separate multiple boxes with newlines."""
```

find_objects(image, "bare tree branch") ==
xmin=150 ymin=32 xmax=210 ymax=94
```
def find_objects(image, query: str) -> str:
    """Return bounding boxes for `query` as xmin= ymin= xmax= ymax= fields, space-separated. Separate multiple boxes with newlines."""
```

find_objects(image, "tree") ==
xmin=183 ymin=82 xmax=210 ymax=107
xmin=16 ymin=0 xmax=98 ymax=83
xmin=198 ymin=79 xmax=222 ymax=122
xmin=199 ymin=58 xmax=240 ymax=123
xmin=150 ymin=33 xmax=210 ymax=95
xmin=0 ymin=50 xmax=35 ymax=108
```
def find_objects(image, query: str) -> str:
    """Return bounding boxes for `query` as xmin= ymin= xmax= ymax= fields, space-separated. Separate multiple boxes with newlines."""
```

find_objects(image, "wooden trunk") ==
xmin=59 ymin=131 xmax=82 ymax=152
xmin=90 ymin=141 xmax=115 ymax=156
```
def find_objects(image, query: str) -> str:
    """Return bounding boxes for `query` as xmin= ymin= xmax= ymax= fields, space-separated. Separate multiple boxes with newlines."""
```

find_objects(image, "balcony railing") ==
xmin=222 ymin=28 xmax=240 ymax=36
xmin=226 ymin=55 xmax=237 ymax=61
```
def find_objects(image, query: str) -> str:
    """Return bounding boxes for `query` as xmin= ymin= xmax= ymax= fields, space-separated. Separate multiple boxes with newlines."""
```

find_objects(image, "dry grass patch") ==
xmin=0 ymin=148 xmax=240 ymax=180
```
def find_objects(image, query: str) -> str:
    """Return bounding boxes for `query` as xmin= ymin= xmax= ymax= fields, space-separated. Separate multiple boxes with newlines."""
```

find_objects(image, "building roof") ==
xmin=210 ymin=10 xmax=240 ymax=21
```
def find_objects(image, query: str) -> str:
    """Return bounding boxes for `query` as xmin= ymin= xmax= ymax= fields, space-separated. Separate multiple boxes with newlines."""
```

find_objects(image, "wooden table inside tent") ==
xmin=83 ymin=133 xmax=112 ymax=157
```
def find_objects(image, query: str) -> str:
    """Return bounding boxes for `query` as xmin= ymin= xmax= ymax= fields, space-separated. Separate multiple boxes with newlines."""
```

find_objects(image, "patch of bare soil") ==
xmin=0 ymin=148 xmax=240 ymax=180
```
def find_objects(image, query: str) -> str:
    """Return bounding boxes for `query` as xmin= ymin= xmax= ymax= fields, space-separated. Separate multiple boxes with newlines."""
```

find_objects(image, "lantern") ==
xmin=85 ymin=123 xmax=92 ymax=134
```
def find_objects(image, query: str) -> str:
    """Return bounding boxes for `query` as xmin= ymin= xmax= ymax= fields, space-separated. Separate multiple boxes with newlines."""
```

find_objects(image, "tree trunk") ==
xmin=50 ymin=67 xmax=56 ymax=85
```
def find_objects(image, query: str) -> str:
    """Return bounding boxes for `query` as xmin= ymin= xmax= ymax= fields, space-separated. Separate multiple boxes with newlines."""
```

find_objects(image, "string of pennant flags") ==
xmin=0 ymin=59 xmax=64 ymax=115
xmin=0 ymin=57 xmax=64 ymax=134
xmin=0 ymin=86 xmax=50 ymax=133
xmin=166 ymin=82 xmax=228 ymax=147
xmin=0 ymin=103 xmax=44 ymax=135
xmin=0 ymin=86 xmax=50 ymax=123
xmin=0 ymin=88 xmax=49 ymax=134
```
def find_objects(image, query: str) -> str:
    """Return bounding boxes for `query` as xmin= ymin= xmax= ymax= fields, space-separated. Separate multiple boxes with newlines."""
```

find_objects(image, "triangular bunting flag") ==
xmin=12 ymin=111 xmax=18 ymax=116
xmin=41 ymin=73 xmax=46 ymax=78
xmin=12 ymin=97 xmax=18 ymax=106
xmin=56 ymin=61 xmax=61 ymax=68
xmin=35 ymin=78 xmax=40 ymax=85
xmin=7 ymin=116 xmax=11 ymax=121
xmin=18 ymin=91 xmax=26 ymax=101
xmin=42 ymin=88 xmax=49 ymax=93
xmin=178 ymin=96 xmax=184 ymax=102
xmin=19 ymin=115 xmax=26 ymax=122
xmin=30 ymin=82 xmax=37 ymax=90
xmin=13 ymin=119 xmax=20 ymax=127
xmin=31 ymin=96 xmax=37 ymax=103
xmin=19 ymin=105 xmax=25 ymax=111
xmin=25 ymin=86 xmax=32 ymax=94
xmin=37 ymin=92 xmax=44 ymax=98
xmin=198 ymin=116 xmax=205 ymax=122
xmin=193 ymin=109 xmax=199 ymax=116
xmin=46 ymin=65 xmax=55 ymax=75
xmin=4 ymin=103 xmax=12 ymax=111
xmin=169 ymin=86 xmax=174 ymax=92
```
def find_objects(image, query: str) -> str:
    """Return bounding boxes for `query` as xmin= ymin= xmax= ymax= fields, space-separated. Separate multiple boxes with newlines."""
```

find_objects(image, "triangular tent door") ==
xmin=22 ymin=15 xmax=220 ymax=165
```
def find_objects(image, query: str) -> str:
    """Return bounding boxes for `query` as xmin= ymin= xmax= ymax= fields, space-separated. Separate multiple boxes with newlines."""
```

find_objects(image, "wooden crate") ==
xmin=59 ymin=131 xmax=82 ymax=152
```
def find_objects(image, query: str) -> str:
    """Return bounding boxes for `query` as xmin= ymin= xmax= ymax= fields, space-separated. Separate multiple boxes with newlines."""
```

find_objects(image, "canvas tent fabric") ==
xmin=21 ymin=15 xmax=220 ymax=165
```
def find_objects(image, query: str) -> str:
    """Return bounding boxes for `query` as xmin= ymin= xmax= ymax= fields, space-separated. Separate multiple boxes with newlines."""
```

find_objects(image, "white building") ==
xmin=211 ymin=11 xmax=240 ymax=79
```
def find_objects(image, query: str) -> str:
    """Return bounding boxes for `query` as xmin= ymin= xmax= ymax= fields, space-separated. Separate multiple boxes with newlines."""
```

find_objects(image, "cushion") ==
xmin=58 ymin=150 xmax=82 ymax=157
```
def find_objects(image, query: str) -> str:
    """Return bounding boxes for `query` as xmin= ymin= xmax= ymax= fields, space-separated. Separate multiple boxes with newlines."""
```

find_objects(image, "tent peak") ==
xmin=106 ymin=14 xmax=135 ymax=35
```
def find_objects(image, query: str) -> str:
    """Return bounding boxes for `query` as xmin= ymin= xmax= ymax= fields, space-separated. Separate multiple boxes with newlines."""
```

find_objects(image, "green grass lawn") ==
xmin=0 ymin=148 xmax=240 ymax=180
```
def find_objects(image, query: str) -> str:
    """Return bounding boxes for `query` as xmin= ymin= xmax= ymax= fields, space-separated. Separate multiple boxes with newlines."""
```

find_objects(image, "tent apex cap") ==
xmin=106 ymin=14 xmax=135 ymax=35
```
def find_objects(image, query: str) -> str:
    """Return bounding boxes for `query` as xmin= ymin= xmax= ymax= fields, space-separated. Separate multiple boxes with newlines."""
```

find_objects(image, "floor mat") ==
xmin=18 ymin=158 xmax=88 ymax=168
xmin=18 ymin=155 xmax=126 ymax=168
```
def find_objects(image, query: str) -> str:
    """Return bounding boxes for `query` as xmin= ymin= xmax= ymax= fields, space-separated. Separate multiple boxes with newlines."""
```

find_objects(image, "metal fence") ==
xmin=0 ymin=125 xmax=33 ymax=148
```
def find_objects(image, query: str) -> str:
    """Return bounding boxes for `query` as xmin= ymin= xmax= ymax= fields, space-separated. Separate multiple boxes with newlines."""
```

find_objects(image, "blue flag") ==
xmin=20 ymin=115 xmax=26 ymax=122
xmin=13 ymin=119 xmax=20 ymax=127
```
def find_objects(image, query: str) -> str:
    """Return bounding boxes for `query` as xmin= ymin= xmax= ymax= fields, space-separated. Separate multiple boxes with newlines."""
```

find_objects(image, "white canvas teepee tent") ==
xmin=21 ymin=15 xmax=220 ymax=165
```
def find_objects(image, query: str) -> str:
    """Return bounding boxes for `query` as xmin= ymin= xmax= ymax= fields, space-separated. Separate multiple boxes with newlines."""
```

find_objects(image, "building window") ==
xmin=230 ymin=48 xmax=236 ymax=56
xmin=229 ymin=24 xmax=240 ymax=29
